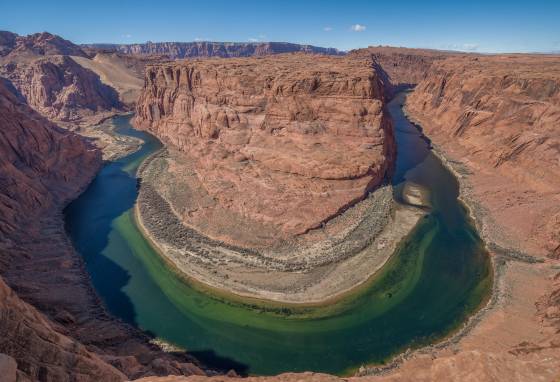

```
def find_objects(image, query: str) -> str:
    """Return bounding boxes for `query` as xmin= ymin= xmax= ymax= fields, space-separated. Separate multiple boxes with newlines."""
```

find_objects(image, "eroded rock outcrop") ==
xmin=0 ymin=32 xmax=122 ymax=123
xmin=1 ymin=54 xmax=121 ymax=122
xmin=0 ymin=277 xmax=125 ymax=381
xmin=0 ymin=77 xmax=101 ymax=238
xmin=0 ymin=31 xmax=87 ymax=58
xmin=135 ymin=54 xmax=394 ymax=240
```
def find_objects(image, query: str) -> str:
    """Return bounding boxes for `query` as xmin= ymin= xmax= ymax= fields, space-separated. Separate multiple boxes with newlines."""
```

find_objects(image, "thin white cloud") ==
xmin=462 ymin=43 xmax=479 ymax=51
xmin=351 ymin=24 xmax=366 ymax=32
xmin=194 ymin=37 xmax=211 ymax=42
xmin=323 ymin=26 xmax=333 ymax=32
xmin=258 ymin=34 xmax=267 ymax=39
xmin=248 ymin=38 xmax=260 ymax=42
xmin=121 ymin=34 xmax=132 ymax=39
xmin=440 ymin=43 xmax=479 ymax=52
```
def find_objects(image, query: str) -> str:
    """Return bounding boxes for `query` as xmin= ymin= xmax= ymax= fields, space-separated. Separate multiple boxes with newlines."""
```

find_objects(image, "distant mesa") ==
xmin=82 ymin=40 xmax=345 ymax=59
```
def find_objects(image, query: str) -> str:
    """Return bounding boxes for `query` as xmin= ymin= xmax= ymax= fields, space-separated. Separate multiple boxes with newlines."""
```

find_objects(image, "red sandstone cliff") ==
xmin=0 ymin=31 xmax=88 ymax=58
xmin=134 ymin=53 xmax=394 ymax=238
xmin=0 ymin=77 xmax=206 ymax=380
xmin=0 ymin=32 xmax=122 ymax=122
xmin=350 ymin=47 xmax=453 ymax=96
xmin=0 ymin=77 xmax=101 ymax=237
xmin=0 ymin=77 xmax=118 ymax=380
xmin=406 ymin=54 xmax=560 ymax=258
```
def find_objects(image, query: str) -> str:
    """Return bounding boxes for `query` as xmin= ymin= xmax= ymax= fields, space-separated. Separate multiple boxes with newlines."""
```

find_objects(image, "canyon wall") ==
xmin=1 ymin=55 xmax=121 ymax=121
xmin=0 ymin=77 xmax=118 ymax=380
xmin=0 ymin=77 xmax=101 ymax=240
xmin=134 ymin=53 xmax=394 ymax=240
xmin=406 ymin=54 xmax=560 ymax=258
xmin=0 ymin=31 xmax=88 ymax=58
xmin=0 ymin=32 xmax=122 ymax=122
xmin=84 ymin=41 xmax=344 ymax=59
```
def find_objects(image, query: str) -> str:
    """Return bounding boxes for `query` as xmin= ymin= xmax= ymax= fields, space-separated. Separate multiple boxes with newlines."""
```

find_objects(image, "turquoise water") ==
xmin=64 ymin=94 xmax=492 ymax=375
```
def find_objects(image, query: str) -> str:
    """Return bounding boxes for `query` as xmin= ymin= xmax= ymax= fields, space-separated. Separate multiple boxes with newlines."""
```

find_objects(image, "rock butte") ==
xmin=134 ymin=53 xmax=395 ymax=241
xmin=0 ymin=31 xmax=559 ymax=381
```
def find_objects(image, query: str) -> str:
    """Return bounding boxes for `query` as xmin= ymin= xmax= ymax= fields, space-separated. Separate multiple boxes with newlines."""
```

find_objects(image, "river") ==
xmin=64 ymin=92 xmax=492 ymax=376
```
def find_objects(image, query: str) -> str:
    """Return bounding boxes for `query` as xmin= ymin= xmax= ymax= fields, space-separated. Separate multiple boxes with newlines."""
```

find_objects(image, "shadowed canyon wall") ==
xmin=0 ymin=31 xmax=122 ymax=122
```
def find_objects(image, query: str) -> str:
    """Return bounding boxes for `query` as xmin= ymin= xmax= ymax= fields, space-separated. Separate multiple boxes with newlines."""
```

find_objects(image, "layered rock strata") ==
xmin=350 ymin=47 xmax=452 ymax=95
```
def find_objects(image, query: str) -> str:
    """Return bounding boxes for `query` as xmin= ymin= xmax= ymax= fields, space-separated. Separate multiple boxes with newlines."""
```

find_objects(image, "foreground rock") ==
xmin=0 ymin=278 xmax=125 ymax=381
xmin=135 ymin=53 xmax=395 ymax=241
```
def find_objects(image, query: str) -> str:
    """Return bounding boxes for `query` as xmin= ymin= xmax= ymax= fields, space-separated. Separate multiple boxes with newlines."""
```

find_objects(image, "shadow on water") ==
xmin=64 ymin=115 xmax=157 ymax=325
xmin=64 ymin=155 xmax=140 ymax=324
xmin=189 ymin=350 xmax=250 ymax=376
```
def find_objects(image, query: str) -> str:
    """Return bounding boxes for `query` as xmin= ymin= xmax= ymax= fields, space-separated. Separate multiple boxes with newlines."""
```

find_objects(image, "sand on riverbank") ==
xmin=134 ymin=148 xmax=425 ymax=304
xmin=76 ymin=114 xmax=143 ymax=161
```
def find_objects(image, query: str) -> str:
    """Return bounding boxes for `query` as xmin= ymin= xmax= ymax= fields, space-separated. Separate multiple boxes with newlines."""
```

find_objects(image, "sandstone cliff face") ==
xmin=0 ymin=55 xmax=121 ymax=122
xmin=0 ymin=31 xmax=88 ymax=58
xmin=0 ymin=77 xmax=120 ymax=380
xmin=85 ymin=41 xmax=343 ymax=59
xmin=135 ymin=54 xmax=394 ymax=238
xmin=0 ymin=77 xmax=101 ymax=238
xmin=0 ymin=77 xmax=206 ymax=380
xmin=406 ymin=55 xmax=560 ymax=258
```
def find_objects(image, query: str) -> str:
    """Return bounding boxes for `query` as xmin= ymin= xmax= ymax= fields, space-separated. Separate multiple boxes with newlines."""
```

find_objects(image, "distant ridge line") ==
xmin=82 ymin=41 xmax=346 ymax=59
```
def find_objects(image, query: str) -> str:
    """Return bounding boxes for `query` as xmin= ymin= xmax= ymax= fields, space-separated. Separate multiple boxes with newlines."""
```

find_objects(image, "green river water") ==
xmin=64 ymin=92 xmax=492 ymax=376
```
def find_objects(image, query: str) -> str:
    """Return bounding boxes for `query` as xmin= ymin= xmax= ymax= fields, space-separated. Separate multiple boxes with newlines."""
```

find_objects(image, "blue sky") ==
xmin=1 ymin=0 xmax=559 ymax=52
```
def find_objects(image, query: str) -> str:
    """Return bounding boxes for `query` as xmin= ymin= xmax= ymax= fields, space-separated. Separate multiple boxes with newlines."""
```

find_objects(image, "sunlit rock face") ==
xmin=406 ymin=54 xmax=560 ymax=258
